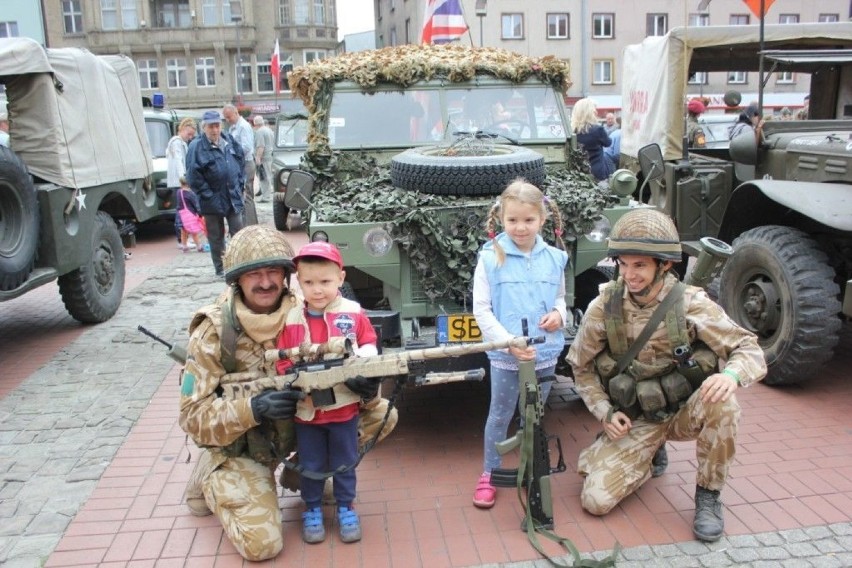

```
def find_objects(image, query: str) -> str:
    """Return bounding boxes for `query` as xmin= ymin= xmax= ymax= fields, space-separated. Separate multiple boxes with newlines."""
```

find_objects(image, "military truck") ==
xmin=278 ymin=44 xmax=637 ymax=374
xmin=620 ymin=23 xmax=852 ymax=385
xmin=269 ymin=99 xmax=309 ymax=231
xmin=0 ymin=37 xmax=157 ymax=323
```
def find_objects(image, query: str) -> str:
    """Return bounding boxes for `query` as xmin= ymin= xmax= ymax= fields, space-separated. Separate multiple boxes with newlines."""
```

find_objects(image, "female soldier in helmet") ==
xmin=566 ymin=208 xmax=766 ymax=543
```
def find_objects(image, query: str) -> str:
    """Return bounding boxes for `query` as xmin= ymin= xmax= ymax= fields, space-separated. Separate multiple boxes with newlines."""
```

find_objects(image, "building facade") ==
xmin=375 ymin=0 xmax=850 ymax=112
xmin=42 ymin=0 xmax=340 ymax=114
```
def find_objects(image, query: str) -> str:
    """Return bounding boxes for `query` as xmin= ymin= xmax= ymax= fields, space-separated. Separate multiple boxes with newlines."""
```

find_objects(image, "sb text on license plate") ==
xmin=437 ymin=314 xmax=482 ymax=343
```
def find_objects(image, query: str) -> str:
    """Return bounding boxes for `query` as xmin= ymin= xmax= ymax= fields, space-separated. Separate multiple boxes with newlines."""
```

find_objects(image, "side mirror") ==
xmin=284 ymin=169 xmax=314 ymax=210
xmin=729 ymin=130 xmax=758 ymax=166
xmin=637 ymin=143 xmax=664 ymax=182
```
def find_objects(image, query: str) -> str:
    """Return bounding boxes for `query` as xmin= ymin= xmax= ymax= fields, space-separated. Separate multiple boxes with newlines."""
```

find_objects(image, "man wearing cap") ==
xmin=186 ymin=109 xmax=246 ymax=277
xmin=686 ymin=99 xmax=706 ymax=149
xmin=252 ymin=116 xmax=275 ymax=203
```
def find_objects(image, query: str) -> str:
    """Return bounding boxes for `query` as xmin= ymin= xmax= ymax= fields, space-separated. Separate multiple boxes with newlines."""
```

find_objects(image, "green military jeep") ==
xmin=621 ymin=23 xmax=852 ymax=385
xmin=279 ymin=44 xmax=636 ymax=377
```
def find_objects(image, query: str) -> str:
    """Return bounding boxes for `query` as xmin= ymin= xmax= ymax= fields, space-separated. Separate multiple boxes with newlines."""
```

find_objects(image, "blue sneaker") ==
xmin=301 ymin=507 xmax=325 ymax=544
xmin=337 ymin=506 xmax=362 ymax=543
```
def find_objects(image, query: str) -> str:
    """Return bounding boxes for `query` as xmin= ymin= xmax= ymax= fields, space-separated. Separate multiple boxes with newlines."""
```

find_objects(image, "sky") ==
xmin=337 ymin=0 xmax=377 ymax=40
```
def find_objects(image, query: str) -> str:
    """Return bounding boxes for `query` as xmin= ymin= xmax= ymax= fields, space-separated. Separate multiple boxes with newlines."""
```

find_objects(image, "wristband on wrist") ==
xmin=722 ymin=368 xmax=741 ymax=385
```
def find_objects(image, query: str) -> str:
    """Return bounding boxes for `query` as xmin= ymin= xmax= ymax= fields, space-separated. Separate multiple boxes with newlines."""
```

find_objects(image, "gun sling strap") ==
xmin=222 ymin=296 xmax=400 ymax=481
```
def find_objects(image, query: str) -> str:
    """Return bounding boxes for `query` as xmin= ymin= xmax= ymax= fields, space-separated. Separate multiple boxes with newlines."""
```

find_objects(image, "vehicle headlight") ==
xmin=585 ymin=216 xmax=611 ymax=243
xmin=363 ymin=227 xmax=393 ymax=257
xmin=311 ymin=231 xmax=329 ymax=242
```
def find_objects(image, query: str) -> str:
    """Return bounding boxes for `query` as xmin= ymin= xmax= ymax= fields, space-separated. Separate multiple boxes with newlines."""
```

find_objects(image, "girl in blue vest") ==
xmin=472 ymin=179 xmax=569 ymax=508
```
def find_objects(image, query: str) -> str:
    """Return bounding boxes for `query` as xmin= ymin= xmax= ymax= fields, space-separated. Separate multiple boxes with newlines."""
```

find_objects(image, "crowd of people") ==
xmin=174 ymin=161 xmax=766 ymax=561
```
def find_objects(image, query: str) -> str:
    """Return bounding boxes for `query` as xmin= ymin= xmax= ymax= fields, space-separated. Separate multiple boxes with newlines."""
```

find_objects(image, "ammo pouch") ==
xmin=222 ymin=420 xmax=296 ymax=466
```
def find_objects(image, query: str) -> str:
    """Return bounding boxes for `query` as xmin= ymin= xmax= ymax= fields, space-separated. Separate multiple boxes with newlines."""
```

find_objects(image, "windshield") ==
xmin=276 ymin=117 xmax=309 ymax=148
xmin=327 ymin=84 xmax=567 ymax=148
xmin=145 ymin=119 xmax=171 ymax=158
xmin=699 ymin=115 xmax=737 ymax=147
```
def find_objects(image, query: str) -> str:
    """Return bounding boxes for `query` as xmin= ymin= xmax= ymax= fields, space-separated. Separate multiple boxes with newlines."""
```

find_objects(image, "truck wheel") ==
xmin=390 ymin=145 xmax=545 ymax=196
xmin=717 ymin=225 xmax=841 ymax=385
xmin=272 ymin=199 xmax=290 ymax=231
xmin=0 ymin=146 xmax=39 ymax=291
xmin=58 ymin=211 xmax=125 ymax=323
xmin=574 ymin=265 xmax=615 ymax=313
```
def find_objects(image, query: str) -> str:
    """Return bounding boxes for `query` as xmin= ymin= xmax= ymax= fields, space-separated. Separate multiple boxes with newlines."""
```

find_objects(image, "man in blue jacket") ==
xmin=187 ymin=110 xmax=246 ymax=277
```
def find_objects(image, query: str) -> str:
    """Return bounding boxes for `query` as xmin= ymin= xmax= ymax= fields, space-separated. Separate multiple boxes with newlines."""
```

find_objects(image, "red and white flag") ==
xmin=270 ymin=38 xmax=281 ymax=94
xmin=421 ymin=0 xmax=468 ymax=45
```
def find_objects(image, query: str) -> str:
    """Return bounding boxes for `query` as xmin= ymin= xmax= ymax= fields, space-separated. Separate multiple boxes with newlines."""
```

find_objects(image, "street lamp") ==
xmin=230 ymin=0 xmax=243 ymax=104
xmin=475 ymin=0 xmax=487 ymax=47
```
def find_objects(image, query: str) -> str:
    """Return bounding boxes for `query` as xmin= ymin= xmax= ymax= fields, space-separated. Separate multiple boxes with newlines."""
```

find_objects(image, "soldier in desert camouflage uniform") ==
xmin=178 ymin=225 xmax=397 ymax=561
xmin=566 ymin=208 xmax=766 ymax=542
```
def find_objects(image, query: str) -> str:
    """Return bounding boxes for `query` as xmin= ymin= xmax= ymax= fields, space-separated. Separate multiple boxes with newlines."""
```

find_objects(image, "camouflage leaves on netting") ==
xmin=311 ymin=152 xmax=614 ymax=304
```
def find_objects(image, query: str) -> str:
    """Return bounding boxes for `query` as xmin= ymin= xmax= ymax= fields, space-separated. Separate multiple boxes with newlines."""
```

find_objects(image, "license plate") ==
xmin=437 ymin=314 xmax=482 ymax=343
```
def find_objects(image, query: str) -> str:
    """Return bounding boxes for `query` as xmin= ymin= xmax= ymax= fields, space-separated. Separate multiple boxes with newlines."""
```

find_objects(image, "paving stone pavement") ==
xmin=1 ymin=202 xmax=851 ymax=566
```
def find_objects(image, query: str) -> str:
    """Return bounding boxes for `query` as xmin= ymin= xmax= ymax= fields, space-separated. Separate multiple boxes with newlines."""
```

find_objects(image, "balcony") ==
xmin=86 ymin=24 xmax=256 ymax=55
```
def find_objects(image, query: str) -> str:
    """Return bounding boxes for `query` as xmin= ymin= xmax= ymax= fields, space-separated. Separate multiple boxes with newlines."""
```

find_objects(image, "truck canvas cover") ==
xmin=0 ymin=37 xmax=152 ymax=189
xmin=621 ymin=22 xmax=852 ymax=161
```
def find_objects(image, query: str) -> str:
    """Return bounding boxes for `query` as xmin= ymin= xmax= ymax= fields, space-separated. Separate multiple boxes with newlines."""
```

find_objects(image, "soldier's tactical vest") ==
xmin=595 ymin=280 xmax=718 ymax=422
xmin=217 ymin=295 xmax=295 ymax=466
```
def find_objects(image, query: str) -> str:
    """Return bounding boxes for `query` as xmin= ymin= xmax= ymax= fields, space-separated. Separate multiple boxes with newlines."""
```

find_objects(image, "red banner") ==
xmin=742 ymin=0 xmax=775 ymax=18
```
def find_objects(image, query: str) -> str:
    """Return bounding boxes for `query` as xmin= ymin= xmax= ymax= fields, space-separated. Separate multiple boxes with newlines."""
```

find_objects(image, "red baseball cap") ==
xmin=294 ymin=241 xmax=343 ymax=269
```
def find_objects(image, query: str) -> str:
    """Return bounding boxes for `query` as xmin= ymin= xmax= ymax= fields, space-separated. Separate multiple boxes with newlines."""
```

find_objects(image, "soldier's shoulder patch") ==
xmin=181 ymin=372 xmax=196 ymax=396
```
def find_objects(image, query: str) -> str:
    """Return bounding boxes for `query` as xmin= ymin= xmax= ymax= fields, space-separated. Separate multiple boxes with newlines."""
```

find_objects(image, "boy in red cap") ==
xmin=275 ymin=241 xmax=378 ymax=545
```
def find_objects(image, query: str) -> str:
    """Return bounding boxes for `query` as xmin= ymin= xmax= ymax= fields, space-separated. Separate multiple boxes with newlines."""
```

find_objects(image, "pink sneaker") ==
xmin=472 ymin=473 xmax=496 ymax=509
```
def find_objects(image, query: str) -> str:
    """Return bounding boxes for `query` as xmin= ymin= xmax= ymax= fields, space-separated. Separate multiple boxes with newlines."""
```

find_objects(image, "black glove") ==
xmin=344 ymin=375 xmax=382 ymax=400
xmin=250 ymin=389 xmax=304 ymax=422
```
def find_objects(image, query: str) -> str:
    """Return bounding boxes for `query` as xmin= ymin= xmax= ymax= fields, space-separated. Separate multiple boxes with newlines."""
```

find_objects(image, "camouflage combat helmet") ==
xmin=223 ymin=225 xmax=296 ymax=285
xmin=607 ymin=208 xmax=682 ymax=261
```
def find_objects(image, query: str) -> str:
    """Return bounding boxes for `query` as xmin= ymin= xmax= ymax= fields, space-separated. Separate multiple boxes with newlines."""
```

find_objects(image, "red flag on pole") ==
xmin=421 ymin=0 xmax=469 ymax=44
xmin=742 ymin=0 xmax=775 ymax=18
xmin=270 ymin=38 xmax=281 ymax=94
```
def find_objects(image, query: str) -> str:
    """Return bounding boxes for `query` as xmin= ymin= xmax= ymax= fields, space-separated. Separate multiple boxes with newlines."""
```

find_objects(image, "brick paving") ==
xmin=1 ymin=202 xmax=851 ymax=567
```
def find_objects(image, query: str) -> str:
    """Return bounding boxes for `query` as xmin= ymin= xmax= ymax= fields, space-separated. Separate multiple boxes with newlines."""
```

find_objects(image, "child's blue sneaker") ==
xmin=202 ymin=243 xmax=210 ymax=252
xmin=301 ymin=507 xmax=325 ymax=544
xmin=337 ymin=506 xmax=362 ymax=543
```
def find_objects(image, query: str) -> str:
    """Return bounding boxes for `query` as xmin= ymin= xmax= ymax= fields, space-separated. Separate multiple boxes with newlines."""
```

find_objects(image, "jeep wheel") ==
xmin=574 ymin=265 xmax=615 ymax=313
xmin=390 ymin=145 xmax=545 ymax=196
xmin=58 ymin=211 xmax=125 ymax=323
xmin=0 ymin=146 xmax=39 ymax=291
xmin=272 ymin=199 xmax=290 ymax=231
xmin=717 ymin=225 xmax=841 ymax=385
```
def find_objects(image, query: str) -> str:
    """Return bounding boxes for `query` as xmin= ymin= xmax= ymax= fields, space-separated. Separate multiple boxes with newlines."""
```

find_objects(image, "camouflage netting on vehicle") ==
xmin=312 ymin=148 xmax=615 ymax=305
xmin=287 ymin=44 xmax=571 ymax=165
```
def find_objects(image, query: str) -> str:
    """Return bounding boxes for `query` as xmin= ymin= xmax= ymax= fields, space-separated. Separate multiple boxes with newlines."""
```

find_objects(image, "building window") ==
xmin=279 ymin=0 xmax=290 ymax=24
xmin=279 ymin=52 xmax=294 ymax=88
xmin=63 ymin=0 xmax=84 ymax=34
xmin=547 ymin=13 xmax=569 ymax=39
xmin=593 ymin=60 xmax=613 ymax=84
xmin=592 ymin=13 xmax=614 ymax=38
xmin=818 ymin=14 xmax=839 ymax=22
xmin=328 ymin=1 xmax=335 ymax=25
xmin=728 ymin=71 xmax=747 ymax=84
xmin=202 ymin=0 xmax=217 ymax=25
xmin=138 ymin=59 xmax=159 ymax=89
xmin=101 ymin=0 xmax=117 ymax=30
xmin=689 ymin=13 xmax=709 ymax=26
xmin=156 ymin=0 xmax=190 ymax=28
xmin=0 ymin=22 xmax=19 ymax=37
xmin=405 ymin=18 xmax=410 ymax=43
xmin=236 ymin=57 xmax=253 ymax=93
xmin=646 ymin=13 xmax=667 ymax=36
xmin=295 ymin=0 xmax=309 ymax=24
xmin=167 ymin=58 xmax=188 ymax=88
xmin=390 ymin=26 xmax=397 ymax=46
xmin=688 ymin=72 xmax=707 ymax=85
xmin=776 ymin=71 xmax=795 ymax=84
xmin=730 ymin=14 xmax=749 ymax=25
xmin=195 ymin=57 xmax=216 ymax=87
xmin=304 ymin=50 xmax=326 ymax=64
xmin=501 ymin=13 xmax=523 ymax=39
xmin=257 ymin=63 xmax=273 ymax=92
xmin=779 ymin=14 xmax=799 ymax=24
xmin=314 ymin=0 xmax=325 ymax=24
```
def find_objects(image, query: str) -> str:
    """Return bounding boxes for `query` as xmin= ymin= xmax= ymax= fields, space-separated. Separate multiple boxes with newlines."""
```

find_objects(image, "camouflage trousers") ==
xmin=578 ymin=390 xmax=740 ymax=515
xmin=202 ymin=456 xmax=283 ymax=561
